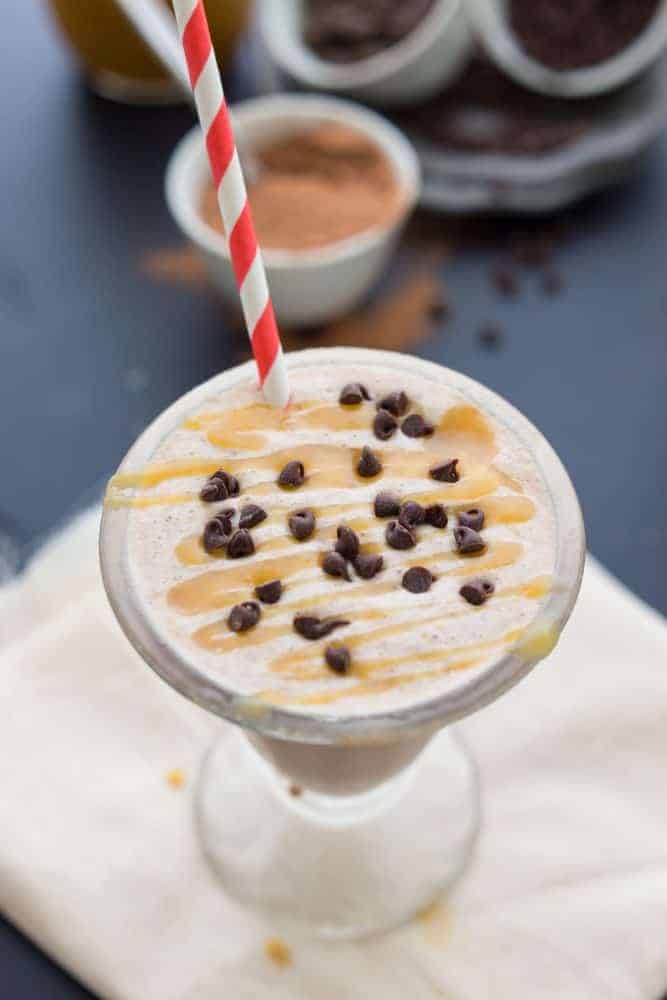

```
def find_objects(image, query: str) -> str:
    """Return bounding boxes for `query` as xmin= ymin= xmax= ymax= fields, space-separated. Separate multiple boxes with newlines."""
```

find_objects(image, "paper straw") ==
xmin=171 ymin=0 xmax=289 ymax=407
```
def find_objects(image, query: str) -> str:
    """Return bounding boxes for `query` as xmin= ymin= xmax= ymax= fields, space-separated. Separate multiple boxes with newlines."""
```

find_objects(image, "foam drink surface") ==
xmin=107 ymin=358 xmax=557 ymax=717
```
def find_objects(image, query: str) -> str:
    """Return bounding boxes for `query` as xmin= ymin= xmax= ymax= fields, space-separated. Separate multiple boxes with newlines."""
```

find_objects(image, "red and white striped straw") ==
xmin=172 ymin=0 xmax=289 ymax=408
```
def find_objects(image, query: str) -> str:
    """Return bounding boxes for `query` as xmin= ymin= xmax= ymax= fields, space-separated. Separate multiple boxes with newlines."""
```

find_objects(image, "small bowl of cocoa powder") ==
xmin=467 ymin=0 xmax=667 ymax=98
xmin=165 ymin=94 xmax=420 ymax=327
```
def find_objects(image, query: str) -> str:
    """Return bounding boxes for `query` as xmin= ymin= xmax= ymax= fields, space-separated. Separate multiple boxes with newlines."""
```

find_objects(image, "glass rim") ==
xmin=99 ymin=347 xmax=586 ymax=745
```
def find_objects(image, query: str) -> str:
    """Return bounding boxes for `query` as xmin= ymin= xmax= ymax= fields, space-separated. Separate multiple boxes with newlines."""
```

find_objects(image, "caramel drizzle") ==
xmin=115 ymin=391 xmax=554 ymax=704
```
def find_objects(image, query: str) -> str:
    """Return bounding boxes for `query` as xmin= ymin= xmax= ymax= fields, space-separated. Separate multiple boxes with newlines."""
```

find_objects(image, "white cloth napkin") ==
xmin=1 ymin=507 xmax=666 ymax=1000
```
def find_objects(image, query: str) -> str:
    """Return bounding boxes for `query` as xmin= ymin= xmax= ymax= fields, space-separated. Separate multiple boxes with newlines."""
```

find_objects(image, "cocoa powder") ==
xmin=200 ymin=123 xmax=405 ymax=252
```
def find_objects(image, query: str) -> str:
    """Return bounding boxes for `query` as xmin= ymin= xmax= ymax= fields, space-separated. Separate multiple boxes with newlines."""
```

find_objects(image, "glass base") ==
xmin=195 ymin=727 xmax=480 ymax=939
xmin=88 ymin=69 xmax=185 ymax=106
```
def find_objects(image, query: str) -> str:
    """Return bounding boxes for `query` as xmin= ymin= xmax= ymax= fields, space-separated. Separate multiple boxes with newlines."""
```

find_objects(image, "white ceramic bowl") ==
xmin=467 ymin=0 xmax=667 ymax=98
xmin=257 ymin=0 xmax=472 ymax=108
xmin=165 ymin=95 xmax=421 ymax=328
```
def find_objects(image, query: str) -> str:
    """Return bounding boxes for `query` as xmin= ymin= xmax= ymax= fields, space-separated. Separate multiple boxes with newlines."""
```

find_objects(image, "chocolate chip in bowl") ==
xmin=228 ymin=601 xmax=262 ymax=633
xmin=324 ymin=644 xmax=352 ymax=675
xmin=430 ymin=458 xmax=459 ymax=483
xmin=322 ymin=551 xmax=352 ymax=581
xmin=339 ymin=382 xmax=371 ymax=405
xmin=386 ymin=520 xmax=417 ymax=550
xmin=357 ymin=445 xmax=382 ymax=478
xmin=374 ymin=491 xmax=401 ymax=518
xmin=398 ymin=501 xmax=426 ymax=529
xmin=401 ymin=413 xmax=434 ymax=438
xmin=458 ymin=508 xmax=485 ymax=531
xmin=377 ymin=390 xmax=409 ymax=417
xmin=293 ymin=615 xmax=350 ymax=640
xmin=453 ymin=526 xmax=486 ymax=555
xmin=335 ymin=525 xmax=360 ymax=561
xmin=353 ymin=552 xmax=384 ymax=579
xmin=288 ymin=509 xmax=316 ymax=541
xmin=255 ymin=579 xmax=284 ymax=605
xmin=459 ymin=579 xmax=495 ymax=606
xmin=239 ymin=504 xmax=268 ymax=529
xmin=227 ymin=529 xmax=256 ymax=559
xmin=402 ymin=566 xmax=435 ymax=593
xmin=424 ymin=503 xmax=448 ymax=529
xmin=278 ymin=460 xmax=306 ymax=488
xmin=373 ymin=409 xmax=398 ymax=441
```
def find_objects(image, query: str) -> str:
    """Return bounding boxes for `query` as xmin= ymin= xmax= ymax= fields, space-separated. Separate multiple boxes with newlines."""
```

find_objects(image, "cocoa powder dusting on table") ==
xmin=200 ymin=123 xmax=405 ymax=252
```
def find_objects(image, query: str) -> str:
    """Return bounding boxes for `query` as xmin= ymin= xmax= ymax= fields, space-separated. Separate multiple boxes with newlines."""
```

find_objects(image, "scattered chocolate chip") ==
xmin=376 ymin=391 xmax=409 ymax=417
xmin=424 ymin=503 xmax=448 ymax=529
xmin=386 ymin=520 xmax=416 ymax=550
xmin=454 ymin=526 xmax=486 ymax=555
xmin=335 ymin=525 xmax=360 ymax=560
xmin=228 ymin=601 xmax=261 ymax=632
xmin=353 ymin=553 xmax=384 ymax=579
xmin=278 ymin=460 xmax=305 ymax=488
xmin=479 ymin=323 xmax=504 ymax=351
xmin=459 ymin=579 xmax=495 ymax=606
xmin=357 ymin=445 xmax=382 ymax=478
xmin=288 ymin=508 xmax=316 ymax=541
xmin=289 ymin=783 xmax=302 ymax=797
xmin=255 ymin=579 xmax=283 ymax=604
xmin=339 ymin=382 xmax=370 ymax=405
xmin=202 ymin=518 xmax=231 ymax=554
xmin=322 ymin=550 xmax=351 ymax=581
xmin=430 ymin=459 xmax=459 ymax=483
xmin=212 ymin=508 xmax=234 ymax=531
xmin=492 ymin=263 xmax=519 ymax=299
xmin=458 ymin=508 xmax=485 ymax=531
xmin=294 ymin=615 xmax=350 ymax=640
xmin=374 ymin=491 xmax=400 ymax=518
xmin=239 ymin=503 xmax=267 ymax=530
xmin=325 ymin=644 xmax=351 ymax=675
xmin=200 ymin=479 xmax=226 ymax=503
xmin=402 ymin=567 xmax=434 ymax=594
xmin=227 ymin=528 xmax=255 ymax=559
xmin=542 ymin=268 xmax=564 ymax=296
xmin=401 ymin=413 xmax=434 ymax=438
xmin=225 ymin=474 xmax=240 ymax=497
xmin=399 ymin=501 xmax=425 ymax=529
xmin=373 ymin=409 xmax=398 ymax=441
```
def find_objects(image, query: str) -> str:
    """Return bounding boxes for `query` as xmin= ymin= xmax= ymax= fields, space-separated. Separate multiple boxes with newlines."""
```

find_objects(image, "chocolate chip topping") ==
xmin=424 ymin=503 xmax=448 ymax=529
xmin=453 ymin=526 xmax=486 ymax=555
xmin=339 ymin=382 xmax=370 ymax=405
xmin=227 ymin=528 xmax=255 ymax=559
xmin=458 ymin=508 xmax=485 ymax=531
xmin=353 ymin=553 xmax=384 ymax=579
xmin=402 ymin=567 xmax=434 ymax=594
xmin=239 ymin=503 xmax=267 ymax=530
xmin=322 ymin=551 xmax=351 ymax=581
xmin=294 ymin=615 xmax=350 ymax=640
xmin=459 ymin=579 xmax=495 ymax=606
xmin=203 ymin=518 xmax=231 ymax=554
xmin=373 ymin=409 xmax=398 ymax=441
xmin=278 ymin=460 xmax=305 ymax=488
xmin=401 ymin=414 xmax=434 ymax=438
xmin=386 ymin=520 xmax=416 ymax=550
xmin=377 ymin=391 xmax=409 ymax=417
xmin=228 ymin=601 xmax=261 ymax=633
xmin=255 ymin=579 xmax=283 ymax=605
xmin=335 ymin=525 xmax=360 ymax=561
xmin=357 ymin=445 xmax=382 ymax=478
xmin=325 ymin=645 xmax=351 ymax=675
xmin=374 ymin=491 xmax=401 ymax=518
xmin=212 ymin=508 xmax=235 ymax=531
xmin=288 ymin=508 xmax=316 ymax=541
xmin=430 ymin=458 xmax=460 ymax=483
xmin=398 ymin=500 xmax=425 ymax=529
xmin=200 ymin=469 xmax=238 ymax=502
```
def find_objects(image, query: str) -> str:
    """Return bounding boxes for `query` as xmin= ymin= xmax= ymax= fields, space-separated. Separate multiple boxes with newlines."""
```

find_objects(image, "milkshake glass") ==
xmin=100 ymin=347 xmax=584 ymax=937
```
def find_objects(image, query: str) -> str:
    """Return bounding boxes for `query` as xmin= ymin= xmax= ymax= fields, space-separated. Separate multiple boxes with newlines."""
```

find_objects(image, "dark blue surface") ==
xmin=1 ymin=4 xmax=666 ymax=998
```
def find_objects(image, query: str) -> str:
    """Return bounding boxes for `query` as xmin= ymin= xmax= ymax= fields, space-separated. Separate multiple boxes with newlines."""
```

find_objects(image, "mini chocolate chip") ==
xmin=458 ymin=508 xmax=485 ymax=531
xmin=255 ymin=579 xmax=283 ymax=605
xmin=402 ymin=567 xmax=434 ymax=594
xmin=376 ymin=391 xmax=409 ymax=417
xmin=203 ymin=518 xmax=231 ymax=554
xmin=424 ymin=504 xmax=448 ymax=529
xmin=278 ymin=460 xmax=305 ymax=488
xmin=453 ymin=526 xmax=486 ymax=555
xmin=339 ymin=382 xmax=370 ymax=405
xmin=200 ymin=479 xmax=227 ymax=503
xmin=357 ymin=445 xmax=382 ymax=478
xmin=322 ymin=551 xmax=351 ymax=581
xmin=399 ymin=501 xmax=425 ymax=529
xmin=335 ymin=525 xmax=360 ymax=560
xmin=211 ymin=469 xmax=239 ymax=496
xmin=239 ymin=504 xmax=267 ymax=529
xmin=212 ymin=508 xmax=234 ymax=530
xmin=401 ymin=414 xmax=434 ymax=438
xmin=353 ymin=553 xmax=384 ymax=579
xmin=430 ymin=459 xmax=459 ymax=483
xmin=225 ymin=474 xmax=240 ymax=497
xmin=386 ymin=520 xmax=416 ymax=550
xmin=294 ymin=615 xmax=350 ymax=640
xmin=228 ymin=601 xmax=261 ymax=632
xmin=373 ymin=409 xmax=398 ymax=441
xmin=227 ymin=528 xmax=255 ymax=559
xmin=459 ymin=579 xmax=495 ymax=606
xmin=374 ymin=491 xmax=400 ymax=518
xmin=325 ymin=645 xmax=351 ymax=674
xmin=288 ymin=509 xmax=316 ymax=541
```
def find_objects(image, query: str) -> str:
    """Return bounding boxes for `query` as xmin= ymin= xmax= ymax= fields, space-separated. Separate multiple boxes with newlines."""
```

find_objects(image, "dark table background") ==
xmin=2 ymin=4 xmax=666 ymax=998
